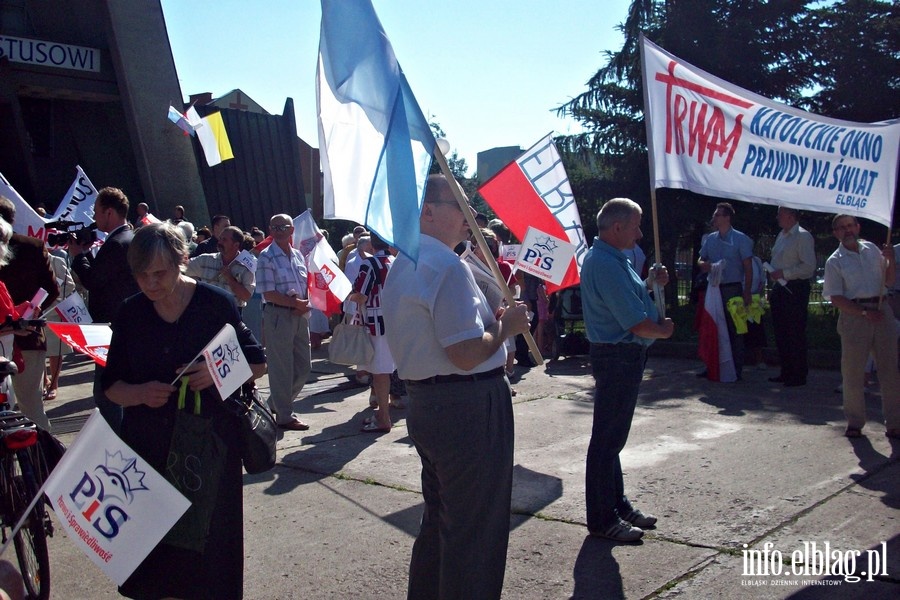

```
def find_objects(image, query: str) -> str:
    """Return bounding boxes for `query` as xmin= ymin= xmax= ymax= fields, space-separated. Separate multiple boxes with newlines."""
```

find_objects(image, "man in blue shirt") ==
xmin=698 ymin=202 xmax=754 ymax=379
xmin=581 ymin=198 xmax=674 ymax=542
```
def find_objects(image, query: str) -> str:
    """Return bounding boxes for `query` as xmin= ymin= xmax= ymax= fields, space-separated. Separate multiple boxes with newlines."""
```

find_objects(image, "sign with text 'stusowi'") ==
xmin=640 ymin=36 xmax=900 ymax=227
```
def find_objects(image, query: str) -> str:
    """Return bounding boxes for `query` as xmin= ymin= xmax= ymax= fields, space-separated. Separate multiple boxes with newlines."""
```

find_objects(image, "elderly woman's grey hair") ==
xmin=0 ymin=216 xmax=13 ymax=269
xmin=128 ymin=222 xmax=188 ymax=275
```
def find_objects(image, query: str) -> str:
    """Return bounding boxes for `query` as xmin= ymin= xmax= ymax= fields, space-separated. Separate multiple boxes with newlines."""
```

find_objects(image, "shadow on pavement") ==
xmin=571 ymin=535 xmax=625 ymax=599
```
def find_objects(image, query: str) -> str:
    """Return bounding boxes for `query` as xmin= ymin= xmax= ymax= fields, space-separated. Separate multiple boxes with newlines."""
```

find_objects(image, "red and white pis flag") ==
xmin=44 ymin=409 xmax=190 ymax=585
xmin=640 ymin=35 xmax=900 ymax=226
xmin=199 ymin=323 xmax=253 ymax=401
xmin=293 ymin=210 xmax=351 ymax=315
xmin=478 ymin=134 xmax=587 ymax=293
xmin=46 ymin=323 xmax=110 ymax=366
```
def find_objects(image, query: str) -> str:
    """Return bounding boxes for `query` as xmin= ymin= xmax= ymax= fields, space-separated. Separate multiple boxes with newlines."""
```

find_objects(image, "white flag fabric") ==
xmin=0 ymin=169 xmax=47 ymax=239
xmin=317 ymin=0 xmax=436 ymax=262
xmin=44 ymin=410 xmax=190 ymax=585
xmin=234 ymin=249 xmax=257 ymax=274
xmin=48 ymin=165 xmax=98 ymax=227
xmin=641 ymin=35 xmax=900 ymax=226
xmin=52 ymin=292 xmax=92 ymax=324
xmin=199 ymin=323 xmax=252 ymax=400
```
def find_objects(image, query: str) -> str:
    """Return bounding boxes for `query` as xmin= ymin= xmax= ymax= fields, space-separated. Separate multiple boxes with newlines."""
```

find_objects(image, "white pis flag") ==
xmin=44 ymin=410 xmax=190 ymax=585
xmin=51 ymin=292 xmax=93 ymax=324
xmin=198 ymin=323 xmax=252 ymax=400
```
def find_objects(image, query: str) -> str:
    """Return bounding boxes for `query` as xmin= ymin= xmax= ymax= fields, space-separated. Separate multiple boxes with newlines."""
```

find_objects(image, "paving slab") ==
xmin=23 ymin=349 xmax=900 ymax=598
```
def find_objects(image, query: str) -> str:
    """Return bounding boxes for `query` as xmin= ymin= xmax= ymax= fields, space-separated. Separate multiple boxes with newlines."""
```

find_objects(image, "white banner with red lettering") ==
xmin=478 ymin=134 xmax=586 ymax=293
xmin=641 ymin=35 xmax=900 ymax=227
xmin=46 ymin=323 xmax=110 ymax=366
xmin=44 ymin=409 xmax=190 ymax=585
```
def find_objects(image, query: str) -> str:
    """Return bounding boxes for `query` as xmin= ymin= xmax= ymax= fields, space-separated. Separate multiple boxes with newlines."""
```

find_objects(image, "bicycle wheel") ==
xmin=11 ymin=447 xmax=50 ymax=600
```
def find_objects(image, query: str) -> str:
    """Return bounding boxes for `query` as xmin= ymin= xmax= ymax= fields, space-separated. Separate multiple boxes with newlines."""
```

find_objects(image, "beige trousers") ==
xmin=838 ymin=304 xmax=900 ymax=430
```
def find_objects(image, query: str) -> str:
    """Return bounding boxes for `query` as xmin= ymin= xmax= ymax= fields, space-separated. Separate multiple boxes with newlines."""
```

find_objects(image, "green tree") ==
xmin=555 ymin=0 xmax=897 ymax=296
xmin=803 ymin=0 xmax=900 ymax=122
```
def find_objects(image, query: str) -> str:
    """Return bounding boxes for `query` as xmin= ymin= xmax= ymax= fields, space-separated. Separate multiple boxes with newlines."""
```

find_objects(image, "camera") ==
xmin=45 ymin=219 xmax=97 ymax=247
xmin=1 ymin=315 xmax=46 ymax=331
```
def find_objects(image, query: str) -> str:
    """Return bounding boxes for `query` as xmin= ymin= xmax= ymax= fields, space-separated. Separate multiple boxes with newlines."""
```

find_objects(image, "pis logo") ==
xmin=211 ymin=341 xmax=242 ymax=379
xmin=521 ymin=236 xmax=558 ymax=271
xmin=69 ymin=450 xmax=148 ymax=539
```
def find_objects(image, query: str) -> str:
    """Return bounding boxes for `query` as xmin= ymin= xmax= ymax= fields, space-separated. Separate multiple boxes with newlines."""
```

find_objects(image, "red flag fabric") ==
xmin=478 ymin=134 xmax=587 ymax=293
xmin=46 ymin=323 xmax=111 ymax=366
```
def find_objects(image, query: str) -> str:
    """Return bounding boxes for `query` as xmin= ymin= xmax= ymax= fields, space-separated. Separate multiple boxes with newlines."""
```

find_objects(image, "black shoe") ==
xmin=695 ymin=370 xmax=708 ymax=378
xmin=783 ymin=379 xmax=806 ymax=387
xmin=768 ymin=376 xmax=785 ymax=383
xmin=621 ymin=508 xmax=657 ymax=528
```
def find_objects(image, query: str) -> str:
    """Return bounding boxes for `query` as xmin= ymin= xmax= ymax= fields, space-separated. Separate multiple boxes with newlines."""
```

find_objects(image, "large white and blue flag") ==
xmin=317 ymin=0 xmax=436 ymax=262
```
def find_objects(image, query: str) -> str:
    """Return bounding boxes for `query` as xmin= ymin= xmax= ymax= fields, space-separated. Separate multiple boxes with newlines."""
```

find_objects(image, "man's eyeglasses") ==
xmin=427 ymin=200 xmax=475 ymax=214
xmin=270 ymin=224 xmax=291 ymax=232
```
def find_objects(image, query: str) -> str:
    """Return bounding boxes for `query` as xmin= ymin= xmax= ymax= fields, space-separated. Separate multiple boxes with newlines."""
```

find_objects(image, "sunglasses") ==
xmin=270 ymin=224 xmax=291 ymax=232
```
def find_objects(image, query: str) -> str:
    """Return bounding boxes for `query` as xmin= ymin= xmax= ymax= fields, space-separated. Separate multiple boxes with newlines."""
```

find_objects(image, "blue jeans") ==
xmin=585 ymin=342 xmax=646 ymax=531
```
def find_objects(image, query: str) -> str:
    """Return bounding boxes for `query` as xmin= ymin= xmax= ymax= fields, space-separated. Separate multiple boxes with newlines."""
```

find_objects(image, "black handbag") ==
xmin=225 ymin=385 xmax=277 ymax=474
xmin=162 ymin=377 xmax=226 ymax=552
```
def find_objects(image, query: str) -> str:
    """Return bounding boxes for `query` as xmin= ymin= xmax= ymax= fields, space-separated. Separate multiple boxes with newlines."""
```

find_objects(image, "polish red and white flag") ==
xmin=478 ymin=134 xmax=587 ymax=293
xmin=293 ymin=210 xmax=350 ymax=315
xmin=46 ymin=322 xmax=111 ymax=366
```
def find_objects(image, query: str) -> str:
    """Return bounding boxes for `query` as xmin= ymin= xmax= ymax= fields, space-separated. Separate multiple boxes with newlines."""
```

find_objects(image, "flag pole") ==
xmin=649 ymin=188 xmax=666 ymax=319
xmin=432 ymin=148 xmax=544 ymax=366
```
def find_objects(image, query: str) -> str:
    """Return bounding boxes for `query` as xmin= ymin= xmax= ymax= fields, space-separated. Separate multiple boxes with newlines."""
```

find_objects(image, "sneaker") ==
xmin=589 ymin=519 xmax=644 ymax=543
xmin=621 ymin=508 xmax=657 ymax=528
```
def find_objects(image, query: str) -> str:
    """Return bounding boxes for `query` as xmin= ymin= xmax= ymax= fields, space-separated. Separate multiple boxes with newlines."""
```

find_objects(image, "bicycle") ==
xmin=0 ymin=359 xmax=52 ymax=600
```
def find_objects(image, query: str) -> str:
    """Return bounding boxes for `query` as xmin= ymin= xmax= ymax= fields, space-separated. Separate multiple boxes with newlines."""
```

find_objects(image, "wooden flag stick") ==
xmin=649 ymin=188 xmax=666 ymax=319
xmin=432 ymin=147 xmax=544 ymax=366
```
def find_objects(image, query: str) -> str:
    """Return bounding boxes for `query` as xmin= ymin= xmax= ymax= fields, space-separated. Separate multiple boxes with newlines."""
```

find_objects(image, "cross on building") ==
xmin=229 ymin=91 xmax=248 ymax=111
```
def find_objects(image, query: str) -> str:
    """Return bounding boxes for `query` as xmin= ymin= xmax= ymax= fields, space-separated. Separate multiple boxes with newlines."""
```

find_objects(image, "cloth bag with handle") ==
xmin=328 ymin=307 xmax=374 ymax=366
xmin=161 ymin=377 xmax=227 ymax=552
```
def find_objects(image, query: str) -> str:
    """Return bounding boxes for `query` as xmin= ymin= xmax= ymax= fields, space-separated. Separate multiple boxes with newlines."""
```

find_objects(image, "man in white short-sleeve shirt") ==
xmin=382 ymin=174 xmax=530 ymax=599
xmin=822 ymin=214 xmax=900 ymax=439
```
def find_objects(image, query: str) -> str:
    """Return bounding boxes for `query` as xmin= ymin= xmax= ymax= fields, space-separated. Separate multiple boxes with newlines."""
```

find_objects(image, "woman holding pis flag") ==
xmin=103 ymin=222 xmax=266 ymax=599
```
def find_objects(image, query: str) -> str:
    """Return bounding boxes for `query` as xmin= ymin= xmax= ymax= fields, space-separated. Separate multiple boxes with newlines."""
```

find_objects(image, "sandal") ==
xmin=360 ymin=421 xmax=391 ymax=433
xmin=844 ymin=427 xmax=863 ymax=438
xmin=389 ymin=397 xmax=406 ymax=409
xmin=44 ymin=388 xmax=57 ymax=401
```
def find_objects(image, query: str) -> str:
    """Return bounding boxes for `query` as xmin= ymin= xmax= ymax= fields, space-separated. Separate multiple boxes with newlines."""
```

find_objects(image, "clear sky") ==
xmin=160 ymin=0 xmax=630 ymax=177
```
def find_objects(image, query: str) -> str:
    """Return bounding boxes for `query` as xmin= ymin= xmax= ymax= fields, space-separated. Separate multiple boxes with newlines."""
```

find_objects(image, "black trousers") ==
xmin=770 ymin=279 xmax=811 ymax=383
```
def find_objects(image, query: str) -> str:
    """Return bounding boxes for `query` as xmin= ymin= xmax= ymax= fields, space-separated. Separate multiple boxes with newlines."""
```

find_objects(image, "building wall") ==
xmin=0 ymin=0 xmax=205 ymax=222
xmin=477 ymin=145 xmax=524 ymax=183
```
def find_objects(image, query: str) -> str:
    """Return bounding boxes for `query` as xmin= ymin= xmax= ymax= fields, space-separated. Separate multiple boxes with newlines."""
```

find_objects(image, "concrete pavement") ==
xmin=35 ymin=343 xmax=900 ymax=598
